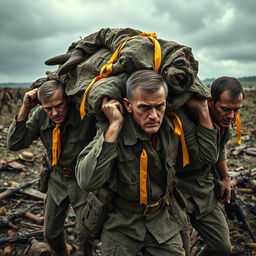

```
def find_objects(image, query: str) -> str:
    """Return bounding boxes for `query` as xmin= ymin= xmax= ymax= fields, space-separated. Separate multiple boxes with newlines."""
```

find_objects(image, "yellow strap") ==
xmin=235 ymin=112 xmax=242 ymax=145
xmin=140 ymin=148 xmax=148 ymax=205
xmin=80 ymin=32 xmax=162 ymax=119
xmin=51 ymin=123 xmax=61 ymax=166
xmin=80 ymin=76 xmax=102 ymax=118
xmin=140 ymin=32 xmax=162 ymax=71
xmin=169 ymin=112 xmax=190 ymax=167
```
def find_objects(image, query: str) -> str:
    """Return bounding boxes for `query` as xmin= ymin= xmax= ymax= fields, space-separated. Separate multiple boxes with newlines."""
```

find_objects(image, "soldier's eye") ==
xmin=140 ymin=105 xmax=150 ymax=111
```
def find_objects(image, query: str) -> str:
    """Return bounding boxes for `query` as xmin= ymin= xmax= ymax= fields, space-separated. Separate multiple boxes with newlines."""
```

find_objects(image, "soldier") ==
xmin=7 ymin=80 xmax=96 ymax=256
xmin=14 ymin=88 xmax=24 ymax=104
xmin=176 ymin=76 xmax=244 ymax=256
xmin=0 ymin=87 xmax=12 ymax=114
xmin=75 ymin=70 xmax=217 ymax=256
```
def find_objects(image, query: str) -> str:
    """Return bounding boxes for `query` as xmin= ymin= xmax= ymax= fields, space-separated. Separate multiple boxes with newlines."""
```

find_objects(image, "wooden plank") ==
xmin=22 ymin=188 xmax=46 ymax=200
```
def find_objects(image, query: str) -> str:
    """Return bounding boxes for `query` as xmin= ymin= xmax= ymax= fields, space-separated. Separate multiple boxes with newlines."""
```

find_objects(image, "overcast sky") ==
xmin=0 ymin=0 xmax=255 ymax=83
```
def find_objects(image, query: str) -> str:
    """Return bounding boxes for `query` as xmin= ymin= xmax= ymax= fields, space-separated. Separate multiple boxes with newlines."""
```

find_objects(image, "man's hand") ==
xmin=186 ymin=97 xmax=214 ymax=130
xmin=220 ymin=175 xmax=231 ymax=204
xmin=216 ymin=160 xmax=231 ymax=204
xmin=17 ymin=88 xmax=40 ymax=121
xmin=101 ymin=97 xmax=124 ymax=142
xmin=22 ymin=88 xmax=40 ymax=109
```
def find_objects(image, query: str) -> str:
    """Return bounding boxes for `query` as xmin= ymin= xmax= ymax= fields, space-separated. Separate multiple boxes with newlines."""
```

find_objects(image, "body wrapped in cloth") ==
xmin=35 ymin=28 xmax=210 ymax=120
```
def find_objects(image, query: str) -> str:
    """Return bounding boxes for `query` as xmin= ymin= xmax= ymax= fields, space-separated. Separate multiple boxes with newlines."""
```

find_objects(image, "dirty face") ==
xmin=123 ymin=86 xmax=166 ymax=138
xmin=41 ymin=89 xmax=68 ymax=124
xmin=209 ymin=90 xmax=244 ymax=128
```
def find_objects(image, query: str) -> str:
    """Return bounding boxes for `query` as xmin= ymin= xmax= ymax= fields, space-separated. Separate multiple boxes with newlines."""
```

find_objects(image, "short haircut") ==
xmin=126 ymin=70 xmax=168 ymax=99
xmin=211 ymin=77 xmax=244 ymax=102
xmin=38 ymin=80 xmax=66 ymax=101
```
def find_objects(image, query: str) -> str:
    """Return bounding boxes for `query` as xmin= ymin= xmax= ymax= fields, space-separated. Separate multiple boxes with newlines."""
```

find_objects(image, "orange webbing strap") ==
xmin=235 ymin=112 xmax=242 ymax=144
xmin=140 ymin=32 xmax=161 ymax=72
xmin=79 ymin=32 xmax=162 ymax=119
xmin=140 ymin=148 xmax=148 ymax=205
xmin=169 ymin=112 xmax=190 ymax=167
xmin=51 ymin=123 xmax=61 ymax=166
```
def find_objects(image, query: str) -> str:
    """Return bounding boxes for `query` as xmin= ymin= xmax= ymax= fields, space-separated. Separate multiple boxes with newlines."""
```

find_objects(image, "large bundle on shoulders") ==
xmin=40 ymin=28 xmax=209 ymax=119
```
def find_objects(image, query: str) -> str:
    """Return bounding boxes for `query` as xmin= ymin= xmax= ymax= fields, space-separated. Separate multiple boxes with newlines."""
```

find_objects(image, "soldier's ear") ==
xmin=208 ymin=97 xmax=213 ymax=108
xmin=123 ymin=98 xmax=132 ymax=113
xmin=37 ymin=89 xmax=42 ymax=105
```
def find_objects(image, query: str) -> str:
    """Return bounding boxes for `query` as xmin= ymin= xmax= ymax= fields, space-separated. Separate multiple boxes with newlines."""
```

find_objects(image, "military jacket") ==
xmin=76 ymin=109 xmax=218 ymax=243
xmin=175 ymin=109 xmax=232 ymax=218
xmin=76 ymin=114 xmax=184 ymax=243
xmin=7 ymin=103 xmax=96 ymax=207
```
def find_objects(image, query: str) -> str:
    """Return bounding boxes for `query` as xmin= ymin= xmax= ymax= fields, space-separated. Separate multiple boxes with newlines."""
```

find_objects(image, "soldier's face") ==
xmin=41 ymin=89 xmax=68 ymax=124
xmin=208 ymin=90 xmax=244 ymax=128
xmin=123 ymin=86 xmax=166 ymax=138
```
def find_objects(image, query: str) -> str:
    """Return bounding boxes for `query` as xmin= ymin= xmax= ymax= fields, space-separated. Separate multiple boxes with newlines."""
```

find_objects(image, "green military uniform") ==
xmin=75 ymin=109 xmax=218 ymax=256
xmin=7 ymin=102 xmax=96 ymax=256
xmin=0 ymin=89 xmax=12 ymax=114
xmin=14 ymin=88 xmax=23 ymax=104
xmin=175 ymin=108 xmax=232 ymax=256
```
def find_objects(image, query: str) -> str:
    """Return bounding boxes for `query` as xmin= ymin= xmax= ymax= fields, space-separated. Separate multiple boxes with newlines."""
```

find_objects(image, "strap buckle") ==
xmin=143 ymin=198 xmax=166 ymax=216
xmin=54 ymin=165 xmax=73 ymax=177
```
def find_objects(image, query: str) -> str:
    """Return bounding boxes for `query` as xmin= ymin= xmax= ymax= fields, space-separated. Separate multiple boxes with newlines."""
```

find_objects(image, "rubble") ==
xmin=0 ymin=87 xmax=256 ymax=255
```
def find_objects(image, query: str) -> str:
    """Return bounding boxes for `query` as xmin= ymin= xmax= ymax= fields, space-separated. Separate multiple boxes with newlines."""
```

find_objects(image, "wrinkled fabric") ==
xmin=42 ymin=28 xmax=210 ymax=119
xmin=7 ymin=103 xmax=97 ymax=207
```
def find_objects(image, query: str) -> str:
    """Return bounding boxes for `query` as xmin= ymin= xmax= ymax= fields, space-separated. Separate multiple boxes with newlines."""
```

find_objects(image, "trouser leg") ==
xmin=142 ymin=231 xmax=185 ymax=256
xmin=0 ymin=104 xmax=2 ymax=114
xmin=100 ymin=230 xmax=138 ymax=256
xmin=179 ymin=227 xmax=190 ymax=256
xmin=100 ymin=229 xmax=185 ymax=256
xmin=192 ymin=203 xmax=231 ymax=256
xmin=44 ymin=194 xmax=70 ymax=256
xmin=73 ymin=203 xmax=93 ymax=256
xmin=6 ymin=102 xmax=12 ymax=113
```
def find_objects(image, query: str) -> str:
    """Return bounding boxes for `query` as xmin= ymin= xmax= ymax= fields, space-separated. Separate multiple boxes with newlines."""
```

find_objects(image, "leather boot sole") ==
xmin=58 ymin=49 xmax=86 ymax=76
xmin=45 ymin=53 xmax=72 ymax=65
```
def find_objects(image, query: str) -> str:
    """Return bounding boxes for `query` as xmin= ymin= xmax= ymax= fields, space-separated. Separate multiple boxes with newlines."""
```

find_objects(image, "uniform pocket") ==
xmin=117 ymin=150 xmax=139 ymax=185
xmin=82 ymin=192 xmax=108 ymax=239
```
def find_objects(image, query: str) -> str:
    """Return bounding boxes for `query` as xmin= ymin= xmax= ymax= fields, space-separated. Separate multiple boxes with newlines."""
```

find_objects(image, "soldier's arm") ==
xmin=175 ymin=101 xmax=218 ymax=166
xmin=186 ymin=98 xmax=214 ymax=130
xmin=7 ymin=107 xmax=41 ymax=151
xmin=215 ymin=159 xmax=231 ymax=203
xmin=75 ymin=123 xmax=118 ymax=192
xmin=215 ymin=144 xmax=231 ymax=203
xmin=76 ymin=97 xmax=124 ymax=191
xmin=17 ymin=88 xmax=40 ymax=121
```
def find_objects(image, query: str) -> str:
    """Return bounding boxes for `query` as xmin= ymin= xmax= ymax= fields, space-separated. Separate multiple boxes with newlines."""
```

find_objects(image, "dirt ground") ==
xmin=0 ymin=87 xmax=256 ymax=255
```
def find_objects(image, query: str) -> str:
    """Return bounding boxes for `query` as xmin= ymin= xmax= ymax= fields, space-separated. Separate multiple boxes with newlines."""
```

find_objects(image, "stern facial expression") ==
xmin=124 ymin=86 xmax=166 ymax=139
xmin=209 ymin=90 xmax=244 ymax=128
xmin=41 ymin=89 xmax=68 ymax=124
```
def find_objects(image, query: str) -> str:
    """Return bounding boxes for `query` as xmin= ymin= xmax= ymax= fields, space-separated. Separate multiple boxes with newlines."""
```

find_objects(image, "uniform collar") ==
xmin=122 ymin=113 xmax=174 ymax=147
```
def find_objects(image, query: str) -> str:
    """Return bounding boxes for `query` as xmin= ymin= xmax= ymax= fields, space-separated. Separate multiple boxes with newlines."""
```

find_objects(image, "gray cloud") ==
xmin=154 ymin=0 xmax=256 ymax=60
xmin=0 ymin=0 xmax=255 ymax=82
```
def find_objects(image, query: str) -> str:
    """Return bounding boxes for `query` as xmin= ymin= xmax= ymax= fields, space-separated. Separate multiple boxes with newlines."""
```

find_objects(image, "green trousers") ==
xmin=182 ymin=199 xmax=231 ymax=256
xmin=44 ymin=194 xmax=92 ymax=256
xmin=99 ymin=228 xmax=185 ymax=256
